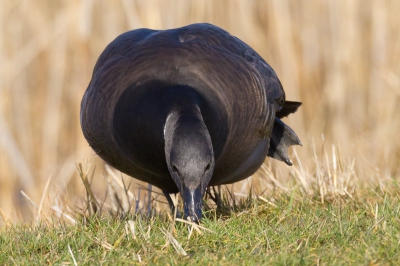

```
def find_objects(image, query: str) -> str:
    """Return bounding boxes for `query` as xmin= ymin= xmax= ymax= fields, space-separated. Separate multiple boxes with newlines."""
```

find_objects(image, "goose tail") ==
xmin=267 ymin=117 xmax=301 ymax=166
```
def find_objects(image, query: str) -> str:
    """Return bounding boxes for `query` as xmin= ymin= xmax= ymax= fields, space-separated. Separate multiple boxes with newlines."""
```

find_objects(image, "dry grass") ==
xmin=0 ymin=0 xmax=399 ymax=225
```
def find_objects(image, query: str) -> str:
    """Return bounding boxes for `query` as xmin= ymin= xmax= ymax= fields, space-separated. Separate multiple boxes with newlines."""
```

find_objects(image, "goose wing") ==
xmin=175 ymin=24 xmax=302 ymax=165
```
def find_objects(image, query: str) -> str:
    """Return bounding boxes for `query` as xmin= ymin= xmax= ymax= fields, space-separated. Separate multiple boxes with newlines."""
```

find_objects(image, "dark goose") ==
xmin=80 ymin=23 xmax=301 ymax=222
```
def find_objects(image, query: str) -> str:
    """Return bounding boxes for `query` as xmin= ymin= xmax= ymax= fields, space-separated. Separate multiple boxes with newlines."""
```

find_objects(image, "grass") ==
xmin=1 ymin=0 xmax=400 ymax=222
xmin=1 ymin=141 xmax=397 ymax=264
xmin=1 ymin=189 xmax=400 ymax=265
xmin=1 ymin=1 xmax=400 ymax=264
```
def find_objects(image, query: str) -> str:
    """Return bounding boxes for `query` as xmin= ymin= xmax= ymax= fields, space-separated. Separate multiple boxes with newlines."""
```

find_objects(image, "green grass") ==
xmin=1 ymin=190 xmax=400 ymax=265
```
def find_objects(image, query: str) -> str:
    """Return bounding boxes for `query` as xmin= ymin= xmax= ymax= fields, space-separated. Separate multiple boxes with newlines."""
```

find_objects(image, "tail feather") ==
xmin=276 ymin=101 xmax=302 ymax=118
xmin=267 ymin=118 xmax=301 ymax=165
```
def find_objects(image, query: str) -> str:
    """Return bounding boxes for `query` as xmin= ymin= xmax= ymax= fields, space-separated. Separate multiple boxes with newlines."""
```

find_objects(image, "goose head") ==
xmin=164 ymin=87 xmax=214 ymax=222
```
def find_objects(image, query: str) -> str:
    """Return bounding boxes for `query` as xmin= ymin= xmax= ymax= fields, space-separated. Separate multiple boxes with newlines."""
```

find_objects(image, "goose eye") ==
xmin=171 ymin=165 xmax=178 ymax=172
xmin=205 ymin=164 xmax=211 ymax=171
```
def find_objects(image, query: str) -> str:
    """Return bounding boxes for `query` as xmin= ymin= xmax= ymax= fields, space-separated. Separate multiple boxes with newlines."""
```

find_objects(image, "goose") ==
xmin=80 ymin=23 xmax=301 ymax=222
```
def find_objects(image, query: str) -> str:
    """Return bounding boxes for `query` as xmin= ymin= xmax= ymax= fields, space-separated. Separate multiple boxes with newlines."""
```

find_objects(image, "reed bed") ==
xmin=0 ymin=0 xmax=399 ymax=224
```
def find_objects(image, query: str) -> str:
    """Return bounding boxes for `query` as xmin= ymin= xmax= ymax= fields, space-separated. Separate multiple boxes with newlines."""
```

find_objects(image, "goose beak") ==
xmin=183 ymin=185 xmax=203 ymax=223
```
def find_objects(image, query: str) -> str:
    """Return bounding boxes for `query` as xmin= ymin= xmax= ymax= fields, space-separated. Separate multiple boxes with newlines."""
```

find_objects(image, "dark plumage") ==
xmin=80 ymin=23 xmax=301 ymax=222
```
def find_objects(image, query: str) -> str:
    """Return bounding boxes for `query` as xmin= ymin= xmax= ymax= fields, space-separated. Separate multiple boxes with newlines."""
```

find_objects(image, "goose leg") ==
xmin=162 ymin=190 xmax=181 ymax=218
xmin=206 ymin=186 xmax=223 ymax=209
